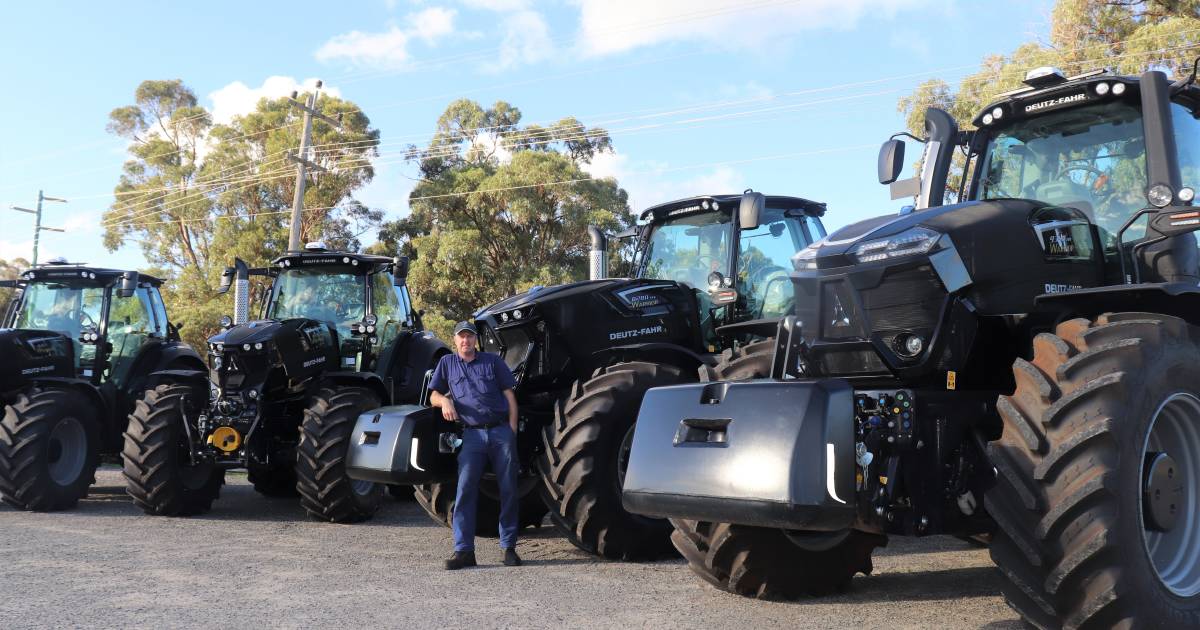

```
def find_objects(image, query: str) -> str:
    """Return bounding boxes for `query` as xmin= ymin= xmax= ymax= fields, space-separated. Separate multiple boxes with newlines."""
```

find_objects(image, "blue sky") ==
xmin=0 ymin=0 xmax=1055 ymax=270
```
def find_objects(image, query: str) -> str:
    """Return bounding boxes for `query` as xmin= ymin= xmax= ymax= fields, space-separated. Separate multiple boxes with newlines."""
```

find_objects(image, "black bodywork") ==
xmin=472 ymin=195 xmax=827 ymax=472
xmin=195 ymin=249 xmax=447 ymax=472
xmin=0 ymin=263 xmax=204 ymax=454
xmin=624 ymin=69 xmax=1200 ymax=538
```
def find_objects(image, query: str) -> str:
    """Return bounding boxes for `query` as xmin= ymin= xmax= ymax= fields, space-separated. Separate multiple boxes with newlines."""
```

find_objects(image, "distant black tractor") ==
xmin=121 ymin=243 xmax=447 ymax=522
xmin=624 ymin=67 xmax=1200 ymax=628
xmin=0 ymin=260 xmax=205 ymax=511
xmin=398 ymin=193 xmax=827 ymax=558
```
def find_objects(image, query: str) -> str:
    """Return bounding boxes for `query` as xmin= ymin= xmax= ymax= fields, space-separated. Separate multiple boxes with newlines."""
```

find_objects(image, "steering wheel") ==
xmin=79 ymin=310 xmax=96 ymax=329
xmin=1059 ymin=164 xmax=1109 ymax=193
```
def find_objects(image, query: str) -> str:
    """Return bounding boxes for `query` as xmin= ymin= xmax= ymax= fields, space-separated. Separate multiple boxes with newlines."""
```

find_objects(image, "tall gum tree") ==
xmin=896 ymin=0 xmax=1200 ymax=201
xmin=103 ymin=79 xmax=382 ymax=348
xmin=373 ymin=99 xmax=630 ymax=340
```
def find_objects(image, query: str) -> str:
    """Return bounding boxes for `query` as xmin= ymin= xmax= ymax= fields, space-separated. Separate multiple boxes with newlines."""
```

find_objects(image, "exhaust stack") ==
xmin=232 ymin=258 xmax=250 ymax=325
xmin=588 ymin=226 xmax=607 ymax=280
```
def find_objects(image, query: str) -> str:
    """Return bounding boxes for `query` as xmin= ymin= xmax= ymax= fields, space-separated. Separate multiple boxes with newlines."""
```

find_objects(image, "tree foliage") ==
xmin=898 ymin=0 xmax=1200 ymax=197
xmin=373 ymin=99 xmax=630 ymax=340
xmin=103 ymin=80 xmax=382 ymax=349
xmin=0 ymin=256 xmax=31 ymax=309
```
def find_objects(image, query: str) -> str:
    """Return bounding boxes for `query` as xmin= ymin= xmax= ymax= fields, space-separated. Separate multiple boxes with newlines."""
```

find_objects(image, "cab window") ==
xmin=370 ymin=271 xmax=405 ymax=348
xmin=738 ymin=209 xmax=814 ymax=319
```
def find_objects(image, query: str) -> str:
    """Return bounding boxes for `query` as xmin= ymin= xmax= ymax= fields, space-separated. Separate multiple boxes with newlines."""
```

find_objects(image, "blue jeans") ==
xmin=452 ymin=424 xmax=520 ymax=552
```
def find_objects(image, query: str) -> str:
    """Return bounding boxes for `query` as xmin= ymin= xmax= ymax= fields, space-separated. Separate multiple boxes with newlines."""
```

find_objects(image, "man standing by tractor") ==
xmin=429 ymin=321 xmax=522 ymax=570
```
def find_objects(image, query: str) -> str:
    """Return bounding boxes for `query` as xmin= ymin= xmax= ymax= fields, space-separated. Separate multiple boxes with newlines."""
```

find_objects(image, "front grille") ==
xmin=818 ymin=349 xmax=888 ymax=375
xmin=859 ymin=265 xmax=944 ymax=338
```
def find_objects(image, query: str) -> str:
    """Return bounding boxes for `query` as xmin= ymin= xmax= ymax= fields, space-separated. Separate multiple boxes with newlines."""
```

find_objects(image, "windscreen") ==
xmin=13 ymin=282 xmax=105 ymax=369
xmin=641 ymin=211 xmax=733 ymax=287
xmin=977 ymin=100 xmax=1146 ymax=248
xmin=270 ymin=268 xmax=365 ymax=339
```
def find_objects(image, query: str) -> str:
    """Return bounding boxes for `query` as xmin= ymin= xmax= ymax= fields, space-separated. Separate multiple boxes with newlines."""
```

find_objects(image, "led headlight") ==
xmin=1148 ymin=183 xmax=1174 ymax=208
xmin=792 ymin=245 xmax=820 ymax=271
xmin=850 ymin=226 xmax=941 ymax=264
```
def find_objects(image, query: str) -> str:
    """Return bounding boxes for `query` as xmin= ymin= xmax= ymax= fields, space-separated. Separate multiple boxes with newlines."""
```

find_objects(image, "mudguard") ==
xmin=384 ymin=331 xmax=448 ymax=404
xmin=621 ymin=378 xmax=857 ymax=531
xmin=323 ymin=370 xmax=391 ymax=406
xmin=345 ymin=405 xmax=458 ymax=484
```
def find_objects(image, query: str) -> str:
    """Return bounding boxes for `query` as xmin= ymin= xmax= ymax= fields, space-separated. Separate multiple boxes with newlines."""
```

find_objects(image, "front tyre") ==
xmin=538 ymin=361 xmax=691 ymax=560
xmin=673 ymin=339 xmax=885 ymax=597
xmin=671 ymin=520 xmax=885 ymax=598
xmin=987 ymin=313 xmax=1200 ymax=629
xmin=123 ymin=384 xmax=225 ymax=516
xmin=295 ymin=385 xmax=383 ymax=523
xmin=0 ymin=387 xmax=101 ymax=511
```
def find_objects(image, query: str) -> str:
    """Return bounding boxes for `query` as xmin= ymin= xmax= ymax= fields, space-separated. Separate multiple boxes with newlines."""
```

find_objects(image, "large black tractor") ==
xmin=121 ymin=243 xmax=447 ymax=522
xmin=624 ymin=66 xmax=1200 ymax=628
xmin=400 ymin=193 xmax=828 ymax=558
xmin=0 ymin=260 xmax=205 ymax=511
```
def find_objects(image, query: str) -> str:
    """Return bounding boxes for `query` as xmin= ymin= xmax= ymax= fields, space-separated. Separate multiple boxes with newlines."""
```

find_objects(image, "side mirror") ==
xmin=118 ymin=271 xmax=139 ymax=298
xmin=217 ymin=266 xmax=235 ymax=295
xmin=739 ymin=191 xmax=765 ymax=231
xmin=878 ymin=139 xmax=906 ymax=185
xmin=393 ymin=256 xmax=410 ymax=286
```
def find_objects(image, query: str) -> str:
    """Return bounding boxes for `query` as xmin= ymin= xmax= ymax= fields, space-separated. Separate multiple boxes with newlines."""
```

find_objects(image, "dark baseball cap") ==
xmin=453 ymin=321 xmax=478 ymax=336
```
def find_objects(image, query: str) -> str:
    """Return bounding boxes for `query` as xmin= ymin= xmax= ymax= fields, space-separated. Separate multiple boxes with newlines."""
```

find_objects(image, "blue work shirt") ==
xmin=428 ymin=351 xmax=517 ymax=427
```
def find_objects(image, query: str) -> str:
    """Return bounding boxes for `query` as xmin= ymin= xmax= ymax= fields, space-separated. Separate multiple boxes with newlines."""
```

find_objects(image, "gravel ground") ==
xmin=0 ymin=468 xmax=1023 ymax=629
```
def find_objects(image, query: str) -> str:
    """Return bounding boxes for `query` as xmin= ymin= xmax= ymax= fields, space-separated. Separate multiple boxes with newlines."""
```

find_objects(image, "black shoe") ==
xmin=445 ymin=551 xmax=477 ymax=570
xmin=503 ymin=548 xmax=522 ymax=567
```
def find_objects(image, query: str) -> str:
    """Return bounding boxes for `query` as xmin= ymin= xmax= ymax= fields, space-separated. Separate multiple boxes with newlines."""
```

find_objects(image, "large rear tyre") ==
xmin=987 ymin=313 xmax=1200 ymax=629
xmin=671 ymin=520 xmax=885 ymax=598
xmin=123 ymin=384 xmax=225 ymax=516
xmin=413 ymin=476 xmax=547 ymax=535
xmin=538 ymin=361 xmax=691 ymax=560
xmin=0 ymin=387 xmax=101 ymax=511
xmin=295 ymin=385 xmax=384 ymax=523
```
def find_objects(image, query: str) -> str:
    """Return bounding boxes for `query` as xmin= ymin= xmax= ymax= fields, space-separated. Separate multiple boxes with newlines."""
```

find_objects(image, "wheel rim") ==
xmin=614 ymin=423 xmax=636 ymax=495
xmin=1141 ymin=392 xmax=1200 ymax=597
xmin=47 ymin=417 xmax=87 ymax=486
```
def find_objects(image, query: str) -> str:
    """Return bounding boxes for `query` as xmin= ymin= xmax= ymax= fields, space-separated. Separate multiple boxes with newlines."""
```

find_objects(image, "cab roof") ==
xmin=639 ymin=194 xmax=826 ymax=222
xmin=271 ymin=247 xmax=394 ymax=271
xmin=974 ymin=67 xmax=1200 ymax=129
xmin=18 ymin=262 xmax=164 ymax=286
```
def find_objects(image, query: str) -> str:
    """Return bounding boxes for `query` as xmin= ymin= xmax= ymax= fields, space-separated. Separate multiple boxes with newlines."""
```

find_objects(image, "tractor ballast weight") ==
xmin=625 ymin=67 xmax=1200 ymax=627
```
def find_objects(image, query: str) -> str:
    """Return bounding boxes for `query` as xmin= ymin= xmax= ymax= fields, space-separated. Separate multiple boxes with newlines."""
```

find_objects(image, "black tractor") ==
xmin=121 ymin=243 xmax=448 ymax=522
xmin=404 ymin=193 xmax=828 ymax=558
xmin=0 ymin=260 xmax=205 ymax=511
xmin=624 ymin=66 xmax=1200 ymax=628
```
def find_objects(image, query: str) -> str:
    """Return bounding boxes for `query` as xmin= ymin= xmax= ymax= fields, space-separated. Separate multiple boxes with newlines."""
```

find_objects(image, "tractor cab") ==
xmin=631 ymin=194 xmax=826 ymax=346
xmin=4 ymin=259 xmax=171 ymax=387
xmin=217 ymin=242 xmax=417 ymax=374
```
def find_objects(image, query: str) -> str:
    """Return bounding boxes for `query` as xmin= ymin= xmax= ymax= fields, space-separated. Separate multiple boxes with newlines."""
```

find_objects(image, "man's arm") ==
xmin=427 ymin=358 xmax=458 ymax=422
xmin=503 ymin=389 xmax=518 ymax=431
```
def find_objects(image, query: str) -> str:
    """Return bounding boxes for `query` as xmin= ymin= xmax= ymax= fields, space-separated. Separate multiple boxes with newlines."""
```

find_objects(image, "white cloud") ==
xmin=208 ymin=77 xmax=342 ymax=125
xmin=487 ymin=10 xmax=554 ymax=72
xmin=0 ymin=238 xmax=33 ymax=262
xmin=575 ymin=0 xmax=930 ymax=56
xmin=461 ymin=0 xmax=529 ymax=11
xmin=410 ymin=7 xmax=457 ymax=44
xmin=316 ymin=26 xmax=414 ymax=69
xmin=584 ymin=149 xmax=744 ymax=215
xmin=316 ymin=8 xmax=458 ymax=69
